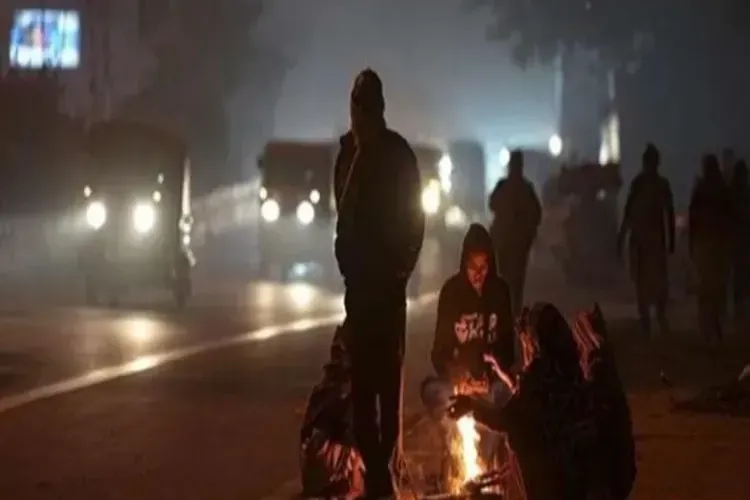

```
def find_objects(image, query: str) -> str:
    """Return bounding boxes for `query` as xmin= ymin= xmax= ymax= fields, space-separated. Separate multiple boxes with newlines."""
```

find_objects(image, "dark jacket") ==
xmin=333 ymin=130 xmax=425 ymax=284
xmin=619 ymin=171 xmax=675 ymax=253
xmin=431 ymin=224 xmax=515 ymax=380
xmin=488 ymin=175 xmax=542 ymax=253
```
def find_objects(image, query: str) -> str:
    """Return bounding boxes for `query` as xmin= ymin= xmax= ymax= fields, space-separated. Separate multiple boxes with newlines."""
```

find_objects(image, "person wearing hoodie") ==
xmin=333 ymin=68 xmax=425 ymax=499
xmin=431 ymin=223 xmax=515 ymax=391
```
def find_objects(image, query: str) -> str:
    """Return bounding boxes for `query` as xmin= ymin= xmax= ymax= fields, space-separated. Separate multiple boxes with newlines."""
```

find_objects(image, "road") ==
xmin=0 ymin=263 xmax=748 ymax=499
xmin=0 ymin=275 xmax=441 ymax=499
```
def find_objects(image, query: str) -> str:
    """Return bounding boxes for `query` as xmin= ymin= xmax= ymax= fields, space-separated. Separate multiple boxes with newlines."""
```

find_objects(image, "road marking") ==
xmin=0 ymin=291 xmax=438 ymax=416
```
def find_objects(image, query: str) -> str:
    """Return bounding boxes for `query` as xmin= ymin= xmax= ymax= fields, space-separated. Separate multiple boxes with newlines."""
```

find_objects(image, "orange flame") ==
xmin=450 ymin=382 xmax=486 ymax=493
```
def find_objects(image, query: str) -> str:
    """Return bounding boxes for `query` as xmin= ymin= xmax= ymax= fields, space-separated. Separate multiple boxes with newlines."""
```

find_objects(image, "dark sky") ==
xmin=255 ymin=0 xmax=557 ymax=181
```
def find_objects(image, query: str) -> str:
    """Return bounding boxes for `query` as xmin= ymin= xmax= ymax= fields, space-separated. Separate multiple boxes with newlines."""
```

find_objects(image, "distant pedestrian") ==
xmin=488 ymin=150 xmax=542 ymax=315
xmin=689 ymin=154 xmax=734 ymax=341
xmin=617 ymin=143 xmax=675 ymax=338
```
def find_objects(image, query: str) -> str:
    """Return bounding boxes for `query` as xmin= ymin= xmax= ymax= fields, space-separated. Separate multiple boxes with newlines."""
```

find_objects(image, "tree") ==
xmin=474 ymin=0 xmax=750 ymax=183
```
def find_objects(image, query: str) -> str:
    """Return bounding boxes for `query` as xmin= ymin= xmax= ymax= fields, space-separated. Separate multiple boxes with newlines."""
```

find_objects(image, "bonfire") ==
xmin=448 ymin=381 xmax=487 ymax=496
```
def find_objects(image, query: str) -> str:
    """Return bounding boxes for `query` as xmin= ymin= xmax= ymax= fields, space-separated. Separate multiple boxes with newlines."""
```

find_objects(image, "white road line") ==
xmin=0 ymin=291 xmax=438 ymax=416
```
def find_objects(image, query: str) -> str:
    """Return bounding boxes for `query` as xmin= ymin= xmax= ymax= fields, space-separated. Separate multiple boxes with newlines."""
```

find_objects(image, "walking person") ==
xmin=689 ymin=154 xmax=734 ymax=342
xmin=488 ymin=150 xmax=542 ymax=315
xmin=617 ymin=143 xmax=675 ymax=338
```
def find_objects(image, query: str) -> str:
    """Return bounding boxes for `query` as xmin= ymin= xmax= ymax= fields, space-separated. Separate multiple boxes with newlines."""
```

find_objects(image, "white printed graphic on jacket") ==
xmin=454 ymin=313 xmax=498 ymax=344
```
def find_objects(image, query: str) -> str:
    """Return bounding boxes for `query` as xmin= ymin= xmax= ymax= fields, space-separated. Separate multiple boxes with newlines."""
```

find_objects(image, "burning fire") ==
xmin=450 ymin=382 xmax=486 ymax=493
xmin=456 ymin=415 xmax=483 ymax=483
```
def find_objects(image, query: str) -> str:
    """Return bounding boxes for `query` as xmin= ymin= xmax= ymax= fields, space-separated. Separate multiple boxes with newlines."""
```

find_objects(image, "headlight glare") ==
xmin=261 ymin=199 xmax=280 ymax=222
xmin=421 ymin=181 xmax=441 ymax=215
xmin=86 ymin=201 xmax=107 ymax=229
xmin=296 ymin=201 xmax=315 ymax=225
xmin=133 ymin=202 xmax=156 ymax=234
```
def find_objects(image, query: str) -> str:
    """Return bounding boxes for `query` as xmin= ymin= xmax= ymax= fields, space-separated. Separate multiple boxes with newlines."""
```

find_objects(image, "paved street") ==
xmin=0 ymin=263 xmax=747 ymax=499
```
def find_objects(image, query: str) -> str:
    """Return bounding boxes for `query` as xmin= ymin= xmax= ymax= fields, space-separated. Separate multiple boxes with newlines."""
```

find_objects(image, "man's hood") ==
xmin=459 ymin=223 xmax=497 ymax=276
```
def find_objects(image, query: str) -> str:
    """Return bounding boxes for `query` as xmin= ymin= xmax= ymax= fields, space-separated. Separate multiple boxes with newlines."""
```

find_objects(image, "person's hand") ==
xmin=448 ymin=394 xmax=475 ymax=420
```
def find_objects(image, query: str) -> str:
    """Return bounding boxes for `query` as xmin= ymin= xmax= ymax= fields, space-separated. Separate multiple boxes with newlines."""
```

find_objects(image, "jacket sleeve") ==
xmin=432 ymin=285 xmax=457 ymax=378
xmin=390 ymin=143 xmax=425 ymax=279
xmin=491 ymin=279 xmax=516 ymax=372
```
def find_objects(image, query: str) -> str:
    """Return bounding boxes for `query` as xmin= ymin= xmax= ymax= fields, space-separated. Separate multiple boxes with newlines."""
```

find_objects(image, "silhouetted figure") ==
xmin=689 ymin=154 xmax=734 ymax=342
xmin=450 ymin=303 xmax=606 ymax=500
xmin=333 ymin=68 xmax=425 ymax=498
xmin=489 ymin=150 xmax=542 ymax=315
xmin=617 ymin=144 xmax=675 ymax=338
xmin=730 ymin=160 xmax=749 ymax=322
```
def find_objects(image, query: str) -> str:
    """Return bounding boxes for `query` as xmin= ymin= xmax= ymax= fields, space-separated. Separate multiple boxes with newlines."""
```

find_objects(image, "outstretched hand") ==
xmin=448 ymin=394 xmax=475 ymax=420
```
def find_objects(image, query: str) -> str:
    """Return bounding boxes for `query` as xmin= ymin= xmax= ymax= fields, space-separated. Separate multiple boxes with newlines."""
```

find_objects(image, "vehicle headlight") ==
xmin=261 ymin=199 xmax=280 ymax=222
xmin=445 ymin=205 xmax=468 ymax=228
xmin=86 ymin=201 xmax=107 ymax=230
xmin=296 ymin=200 xmax=315 ymax=225
xmin=421 ymin=181 xmax=441 ymax=215
xmin=310 ymin=189 xmax=320 ymax=204
xmin=133 ymin=202 xmax=156 ymax=234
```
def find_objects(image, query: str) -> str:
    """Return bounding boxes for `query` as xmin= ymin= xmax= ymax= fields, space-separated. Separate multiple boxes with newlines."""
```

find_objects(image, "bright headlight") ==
xmin=86 ymin=201 xmax=107 ymax=229
xmin=445 ymin=205 xmax=468 ymax=228
xmin=310 ymin=189 xmax=320 ymax=204
xmin=296 ymin=201 xmax=315 ymax=225
xmin=261 ymin=199 xmax=280 ymax=222
xmin=421 ymin=181 xmax=441 ymax=215
xmin=133 ymin=202 xmax=156 ymax=234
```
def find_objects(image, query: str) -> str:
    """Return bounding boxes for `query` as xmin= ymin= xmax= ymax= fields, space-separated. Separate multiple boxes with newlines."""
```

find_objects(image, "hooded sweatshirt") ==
xmin=431 ymin=223 xmax=515 ymax=380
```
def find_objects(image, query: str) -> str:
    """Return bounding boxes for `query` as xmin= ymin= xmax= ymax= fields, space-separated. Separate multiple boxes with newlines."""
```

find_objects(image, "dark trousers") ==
xmin=345 ymin=278 xmax=406 ymax=497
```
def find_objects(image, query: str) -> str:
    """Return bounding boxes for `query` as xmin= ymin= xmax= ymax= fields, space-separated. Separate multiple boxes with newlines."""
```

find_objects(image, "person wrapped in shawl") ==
xmin=449 ymin=303 xmax=604 ymax=500
xmin=572 ymin=305 xmax=636 ymax=500
xmin=300 ymin=322 xmax=365 ymax=499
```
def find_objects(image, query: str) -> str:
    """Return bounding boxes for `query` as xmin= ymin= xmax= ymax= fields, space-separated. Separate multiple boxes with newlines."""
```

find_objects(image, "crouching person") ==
xmin=430 ymin=223 xmax=515 ymax=478
xmin=572 ymin=305 xmax=636 ymax=500
xmin=451 ymin=303 xmax=635 ymax=500
xmin=431 ymin=223 xmax=515 ymax=394
xmin=300 ymin=322 xmax=365 ymax=499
